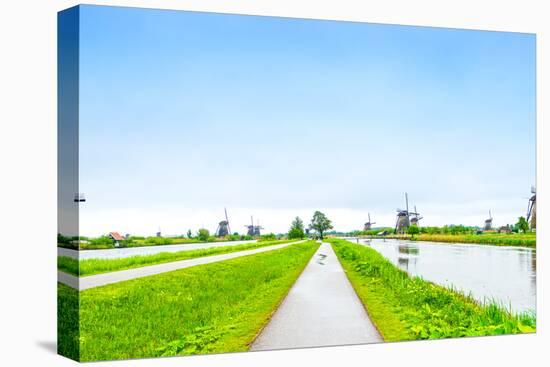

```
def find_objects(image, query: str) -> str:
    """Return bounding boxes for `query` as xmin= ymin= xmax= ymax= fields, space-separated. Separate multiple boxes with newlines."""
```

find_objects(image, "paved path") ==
xmin=58 ymin=240 xmax=258 ymax=260
xmin=59 ymin=240 xmax=305 ymax=291
xmin=250 ymin=242 xmax=383 ymax=351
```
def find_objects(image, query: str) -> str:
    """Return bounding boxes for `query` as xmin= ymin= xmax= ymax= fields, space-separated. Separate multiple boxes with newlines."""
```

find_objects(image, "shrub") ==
xmin=197 ymin=228 xmax=210 ymax=242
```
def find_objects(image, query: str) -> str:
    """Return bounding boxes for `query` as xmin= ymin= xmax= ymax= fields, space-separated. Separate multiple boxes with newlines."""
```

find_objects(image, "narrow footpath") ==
xmin=250 ymin=242 xmax=382 ymax=351
xmin=58 ymin=240 xmax=305 ymax=291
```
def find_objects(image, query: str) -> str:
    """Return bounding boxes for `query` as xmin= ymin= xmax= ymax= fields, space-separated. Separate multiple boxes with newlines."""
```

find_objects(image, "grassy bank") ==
xmin=328 ymin=238 xmax=535 ymax=341
xmin=58 ymin=239 xmax=298 ymax=277
xmin=368 ymin=233 xmax=535 ymax=247
xmin=59 ymin=241 xmax=319 ymax=361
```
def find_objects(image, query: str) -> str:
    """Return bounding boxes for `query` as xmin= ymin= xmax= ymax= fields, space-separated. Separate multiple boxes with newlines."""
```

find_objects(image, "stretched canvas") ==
xmin=58 ymin=4 xmax=536 ymax=362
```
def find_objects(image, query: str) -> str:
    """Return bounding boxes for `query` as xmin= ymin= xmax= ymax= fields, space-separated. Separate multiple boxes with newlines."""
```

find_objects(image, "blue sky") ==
xmin=75 ymin=5 xmax=536 ymax=236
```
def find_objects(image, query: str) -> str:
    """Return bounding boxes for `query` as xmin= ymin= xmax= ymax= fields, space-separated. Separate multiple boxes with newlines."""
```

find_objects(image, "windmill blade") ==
xmin=224 ymin=207 xmax=231 ymax=234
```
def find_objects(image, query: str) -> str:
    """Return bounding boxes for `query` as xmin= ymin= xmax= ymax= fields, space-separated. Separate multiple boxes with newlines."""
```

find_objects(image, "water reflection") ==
xmin=358 ymin=238 xmax=536 ymax=314
xmin=398 ymin=244 xmax=419 ymax=255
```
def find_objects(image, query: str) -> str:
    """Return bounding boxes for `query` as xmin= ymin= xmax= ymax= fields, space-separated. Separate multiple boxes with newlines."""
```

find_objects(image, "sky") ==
xmin=73 ymin=5 xmax=535 ymax=236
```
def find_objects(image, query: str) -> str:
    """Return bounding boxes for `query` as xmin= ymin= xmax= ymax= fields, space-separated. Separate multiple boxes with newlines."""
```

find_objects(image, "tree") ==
xmin=197 ymin=228 xmax=210 ymax=242
xmin=517 ymin=216 xmax=529 ymax=234
xmin=186 ymin=229 xmax=193 ymax=239
xmin=408 ymin=224 xmax=420 ymax=239
xmin=309 ymin=211 xmax=333 ymax=239
xmin=288 ymin=216 xmax=305 ymax=239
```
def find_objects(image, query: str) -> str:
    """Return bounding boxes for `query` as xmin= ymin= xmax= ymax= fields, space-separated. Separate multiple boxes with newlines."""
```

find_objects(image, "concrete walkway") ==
xmin=250 ymin=242 xmax=382 ymax=351
xmin=58 ymin=240 xmax=304 ymax=291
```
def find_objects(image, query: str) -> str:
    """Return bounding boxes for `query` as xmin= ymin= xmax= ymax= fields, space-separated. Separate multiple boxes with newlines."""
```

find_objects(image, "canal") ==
xmin=354 ymin=238 xmax=536 ymax=314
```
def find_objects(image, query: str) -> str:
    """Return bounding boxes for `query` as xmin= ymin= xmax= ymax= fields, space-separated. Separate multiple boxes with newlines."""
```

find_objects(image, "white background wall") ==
xmin=0 ymin=1 xmax=547 ymax=366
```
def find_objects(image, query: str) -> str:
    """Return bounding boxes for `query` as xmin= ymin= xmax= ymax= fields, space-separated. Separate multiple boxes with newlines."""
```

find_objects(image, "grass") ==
xmin=58 ymin=240 xmax=319 ymax=361
xmin=371 ymin=232 xmax=535 ymax=247
xmin=58 ymin=239 xmax=298 ymax=276
xmin=327 ymin=238 xmax=536 ymax=342
xmin=57 ymin=284 xmax=79 ymax=360
xmin=59 ymin=236 xmax=259 ymax=250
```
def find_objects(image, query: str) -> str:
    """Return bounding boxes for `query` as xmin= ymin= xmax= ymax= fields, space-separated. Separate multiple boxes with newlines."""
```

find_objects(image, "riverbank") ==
xmin=363 ymin=233 xmax=535 ymax=247
xmin=327 ymin=238 xmax=536 ymax=342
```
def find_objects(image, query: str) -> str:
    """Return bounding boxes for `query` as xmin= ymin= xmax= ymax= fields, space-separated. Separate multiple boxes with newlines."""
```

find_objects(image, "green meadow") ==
xmin=58 ymin=241 xmax=319 ymax=361
xmin=58 ymin=239 xmax=297 ymax=276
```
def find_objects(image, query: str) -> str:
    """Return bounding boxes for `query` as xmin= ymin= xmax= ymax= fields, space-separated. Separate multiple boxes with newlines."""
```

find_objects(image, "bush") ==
xmin=144 ymin=237 xmax=173 ymax=245
xmin=260 ymin=233 xmax=277 ymax=241
xmin=90 ymin=236 xmax=115 ymax=246
xmin=197 ymin=229 xmax=210 ymax=242
xmin=408 ymin=225 xmax=420 ymax=237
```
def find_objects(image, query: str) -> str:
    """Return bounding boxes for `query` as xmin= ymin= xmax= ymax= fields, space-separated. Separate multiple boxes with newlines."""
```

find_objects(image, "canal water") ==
xmin=354 ymin=238 xmax=536 ymax=314
xmin=58 ymin=240 xmax=257 ymax=260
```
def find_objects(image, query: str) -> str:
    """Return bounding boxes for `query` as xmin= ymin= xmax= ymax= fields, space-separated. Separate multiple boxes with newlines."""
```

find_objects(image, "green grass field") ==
xmin=58 ymin=284 xmax=80 ymax=360
xmin=58 ymin=240 xmax=319 ymax=361
xmin=328 ymin=238 xmax=536 ymax=342
xmin=58 ymin=239 xmax=298 ymax=276
xmin=371 ymin=232 xmax=535 ymax=247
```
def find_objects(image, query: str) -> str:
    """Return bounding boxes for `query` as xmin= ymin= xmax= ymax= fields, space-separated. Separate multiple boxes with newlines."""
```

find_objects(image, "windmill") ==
xmin=395 ymin=193 xmax=411 ymax=234
xmin=484 ymin=211 xmax=493 ymax=231
xmin=254 ymin=218 xmax=263 ymax=236
xmin=215 ymin=208 xmax=231 ymax=237
xmin=364 ymin=213 xmax=376 ymax=231
xmin=244 ymin=216 xmax=263 ymax=237
xmin=526 ymin=186 xmax=536 ymax=230
xmin=410 ymin=205 xmax=423 ymax=227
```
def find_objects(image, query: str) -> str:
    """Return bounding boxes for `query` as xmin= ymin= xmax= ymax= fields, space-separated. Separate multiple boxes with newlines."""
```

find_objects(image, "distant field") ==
xmin=58 ymin=236 xmax=255 ymax=250
xmin=58 ymin=239 xmax=298 ymax=276
xmin=328 ymin=238 xmax=536 ymax=342
xmin=58 ymin=241 xmax=319 ymax=361
xmin=369 ymin=233 xmax=536 ymax=247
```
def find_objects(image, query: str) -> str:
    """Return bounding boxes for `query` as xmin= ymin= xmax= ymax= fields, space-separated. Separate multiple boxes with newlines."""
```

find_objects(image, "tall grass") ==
xmin=371 ymin=233 xmax=535 ymax=247
xmin=328 ymin=238 xmax=536 ymax=341
xmin=58 ymin=241 xmax=319 ymax=361
xmin=58 ymin=239 xmax=298 ymax=276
